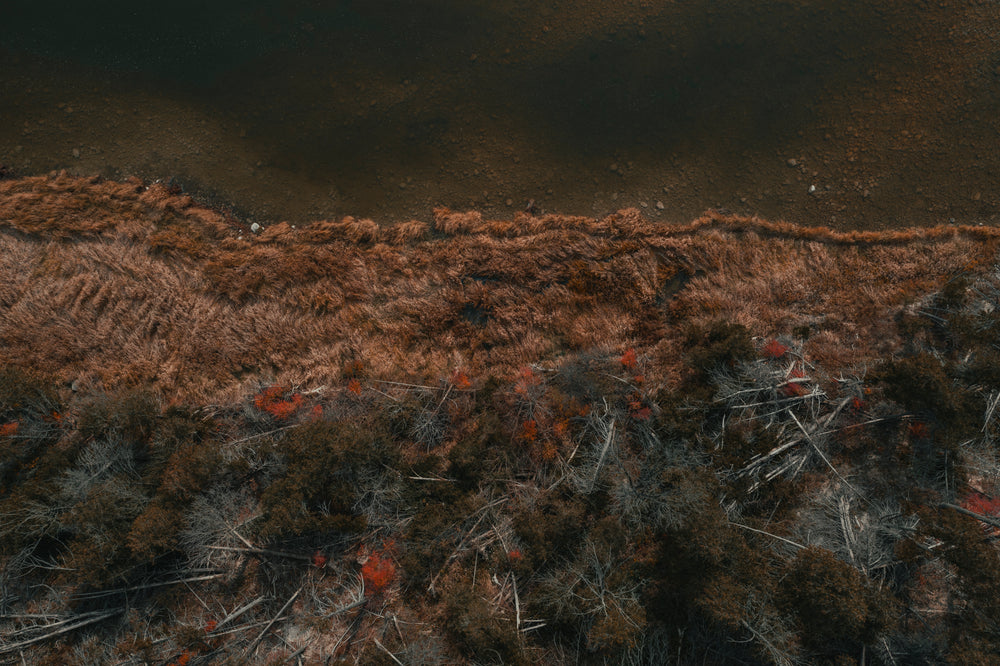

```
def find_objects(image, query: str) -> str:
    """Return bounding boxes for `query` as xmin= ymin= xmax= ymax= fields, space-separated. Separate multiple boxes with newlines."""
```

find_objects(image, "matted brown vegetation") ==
xmin=5 ymin=173 xmax=1000 ymax=664
xmin=2 ymin=172 xmax=998 ymax=404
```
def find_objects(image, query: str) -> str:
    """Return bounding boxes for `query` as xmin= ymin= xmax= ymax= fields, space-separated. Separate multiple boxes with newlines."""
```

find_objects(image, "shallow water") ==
xmin=2 ymin=1 xmax=999 ymax=228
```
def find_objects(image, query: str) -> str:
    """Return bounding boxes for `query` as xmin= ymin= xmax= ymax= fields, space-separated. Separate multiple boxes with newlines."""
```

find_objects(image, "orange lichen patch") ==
xmin=2 ymin=173 xmax=999 ymax=403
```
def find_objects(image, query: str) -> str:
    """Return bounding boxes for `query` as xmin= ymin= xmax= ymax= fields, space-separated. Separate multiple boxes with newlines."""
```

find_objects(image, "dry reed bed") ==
xmin=1 ymin=172 xmax=997 ymax=404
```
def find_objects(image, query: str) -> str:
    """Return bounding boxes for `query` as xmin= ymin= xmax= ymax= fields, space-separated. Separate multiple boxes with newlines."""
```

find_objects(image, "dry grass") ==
xmin=2 ymin=172 xmax=998 ymax=403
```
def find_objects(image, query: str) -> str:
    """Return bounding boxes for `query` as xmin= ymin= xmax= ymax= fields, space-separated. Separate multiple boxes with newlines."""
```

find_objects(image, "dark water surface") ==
xmin=2 ymin=1 xmax=999 ymax=228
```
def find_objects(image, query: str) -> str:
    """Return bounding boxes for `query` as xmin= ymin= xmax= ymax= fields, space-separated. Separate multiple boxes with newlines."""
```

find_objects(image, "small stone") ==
xmin=250 ymin=222 xmax=261 ymax=233
xmin=656 ymin=201 xmax=665 ymax=209
xmin=505 ymin=199 xmax=513 ymax=206
xmin=787 ymin=158 xmax=797 ymax=167
xmin=609 ymin=163 xmax=618 ymax=172
xmin=640 ymin=201 xmax=648 ymax=208
xmin=72 ymin=148 xmax=80 ymax=158
xmin=973 ymin=192 xmax=981 ymax=201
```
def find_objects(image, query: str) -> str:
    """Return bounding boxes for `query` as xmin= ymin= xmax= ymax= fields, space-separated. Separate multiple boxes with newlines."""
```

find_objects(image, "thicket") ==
xmin=6 ymin=262 xmax=1000 ymax=663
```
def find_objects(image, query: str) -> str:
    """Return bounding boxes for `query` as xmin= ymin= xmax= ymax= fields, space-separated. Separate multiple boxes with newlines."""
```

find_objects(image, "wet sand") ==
xmin=2 ymin=0 xmax=999 ymax=229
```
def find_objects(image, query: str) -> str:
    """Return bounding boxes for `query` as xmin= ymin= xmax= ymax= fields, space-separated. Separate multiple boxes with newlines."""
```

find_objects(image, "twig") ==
xmin=246 ymin=585 xmax=303 ymax=654
xmin=374 ymin=638 xmax=404 ymax=666
xmin=512 ymin=575 xmax=521 ymax=629
xmin=218 ymin=596 xmax=267 ymax=629
xmin=427 ymin=497 xmax=509 ymax=594
xmin=229 ymin=424 xmax=300 ymax=446
xmin=983 ymin=391 xmax=1000 ymax=433
xmin=730 ymin=522 xmax=805 ymax=550
xmin=206 ymin=545 xmax=313 ymax=562
xmin=590 ymin=419 xmax=616 ymax=491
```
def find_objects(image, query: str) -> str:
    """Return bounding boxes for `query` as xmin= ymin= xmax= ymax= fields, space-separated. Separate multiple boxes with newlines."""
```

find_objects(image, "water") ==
xmin=2 ymin=1 xmax=999 ymax=228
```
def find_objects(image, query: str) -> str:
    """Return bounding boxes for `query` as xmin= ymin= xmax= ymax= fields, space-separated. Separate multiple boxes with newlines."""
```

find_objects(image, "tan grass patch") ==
xmin=2 ymin=173 xmax=998 ymax=403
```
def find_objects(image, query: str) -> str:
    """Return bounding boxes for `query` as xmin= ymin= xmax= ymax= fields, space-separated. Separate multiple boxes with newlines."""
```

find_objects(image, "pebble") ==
xmin=787 ymin=158 xmax=798 ymax=167
xmin=505 ymin=199 xmax=513 ymax=206
xmin=72 ymin=148 xmax=80 ymax=158
xmin=250 ymin=222 xmax=261 ymax=233
xmin=656 ymin=201 xmax=665 ymax=209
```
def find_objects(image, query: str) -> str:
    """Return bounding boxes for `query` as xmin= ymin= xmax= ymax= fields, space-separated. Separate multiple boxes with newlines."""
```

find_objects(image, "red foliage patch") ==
xmin=361 ymin=544 xmax=396 ymax=594
xmin=762 ymin=339 xmax=789 ymax=359
xmin=253 ymin=385 xmax=304 ymax=420
xmin=621 ymin=348 xmax=639 ymax=371
xmin=513 ymin=366 xmax=542 ymax=398
xmin=347 ymin=378 xmax=362 ymax=396
xmin=312 ymin=550 xmax=328 ymax=569
xmin=962 ymin=491 xmax=1000 ymax=517
xmin=907 ymin=421 xmax=930 ymax=440
xmin=0 ymin=421 xmax=18 ymax=437
xmin=628 ymin=395 xmax=652 ymax=421
xmin=450 ymin=369 xmax=472 ymax=389
xmin=520 ymin=419 xmax=538 ymax=442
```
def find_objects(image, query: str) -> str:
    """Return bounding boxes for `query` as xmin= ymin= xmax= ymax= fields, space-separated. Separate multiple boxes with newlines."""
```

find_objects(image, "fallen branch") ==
xmin=374 ymin=638 xmax=405 ymax=666
xmin=206 ymin=545 xmax=313 ymax=562
xmin=940 ymin=502 xmax=1000 ymax=530
xmin=246 ymin=584 xmax=304 ymax=654
xmin=71 ymin=573 xmax=224 ymax=600
xmin=0 ymin=610 xmax=120 ymax=655
xmin=730 ymin=522 xmax=805 ymax=550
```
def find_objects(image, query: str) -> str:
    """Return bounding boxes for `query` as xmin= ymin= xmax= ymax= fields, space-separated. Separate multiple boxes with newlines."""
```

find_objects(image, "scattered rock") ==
xmin=656 ymin=201 xmax=665 ymax=209
xmin=72 ymin=148 xmax=80 ymax=158
xmin=250 ymin=222 xmax=261 ymax=233
xmin=787 ymin=158 xmax=798 ymax=167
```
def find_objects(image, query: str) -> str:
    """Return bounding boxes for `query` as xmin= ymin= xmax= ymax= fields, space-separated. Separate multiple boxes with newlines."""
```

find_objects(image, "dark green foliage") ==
xmin=444 ymin=578 xmax=525 ymax=664
xmin=255 ymin=421 xmax=396 ymax=541
xmin=448 ymin=414 xmax=507 ymax=491
xmin=685 ymin=320 xmax=756 ymax=376
xmin=0 ymin=366 xmax=64 ymax=494
xmin=400 ymin=491 xmax=479 ymax=594
xmin=77 ymin=390 xmax=160 ymax=445
xmin=879 ymin=354 xmax=963 ymax=423
xmin=915 ymin=505 xmax=1000 ymax=661
xmin=778 ymin=546 xmax=897 ymax=656
xmin=512 ymin=490 xmax=586 ymax=570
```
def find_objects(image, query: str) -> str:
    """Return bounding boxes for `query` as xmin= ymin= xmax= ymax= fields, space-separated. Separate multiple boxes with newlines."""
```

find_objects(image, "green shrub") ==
xmin=255 ymin=421 xmax=397 ymax=541
xmin=443 ymin=579 xmax=525 ymax=664
xmin=778 ymin=546 xmax=897 ymax=655
xmin=77 ymin=390 xmax=160 ymax=446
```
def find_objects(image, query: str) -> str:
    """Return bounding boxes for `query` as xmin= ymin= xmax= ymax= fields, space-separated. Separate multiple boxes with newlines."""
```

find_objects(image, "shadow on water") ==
xmin=504 ymin=2 xmax=891 ymax=154
xmin=2 ymin=1 xmax=998 ymax=226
